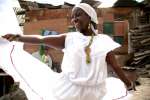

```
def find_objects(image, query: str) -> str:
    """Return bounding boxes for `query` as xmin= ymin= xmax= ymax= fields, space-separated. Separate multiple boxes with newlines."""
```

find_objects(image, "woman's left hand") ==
xmin=127 ymin=81 xmax=136 ymax=91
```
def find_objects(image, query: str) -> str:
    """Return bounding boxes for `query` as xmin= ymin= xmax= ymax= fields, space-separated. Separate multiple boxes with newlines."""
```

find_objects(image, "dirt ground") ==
xmin=129 ymin=78 xmax=150 ymax=100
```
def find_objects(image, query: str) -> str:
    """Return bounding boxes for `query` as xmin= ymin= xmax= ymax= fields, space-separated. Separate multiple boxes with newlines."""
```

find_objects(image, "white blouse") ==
xmin=62 ymin=32 xmax=120 ymax=85
xmin=53 ymin=32 xmax=121 ymax=100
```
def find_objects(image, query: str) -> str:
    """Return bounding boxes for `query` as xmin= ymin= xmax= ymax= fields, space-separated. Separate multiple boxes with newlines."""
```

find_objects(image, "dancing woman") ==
xmin=2 ymin=3 xmax=135 ymax=100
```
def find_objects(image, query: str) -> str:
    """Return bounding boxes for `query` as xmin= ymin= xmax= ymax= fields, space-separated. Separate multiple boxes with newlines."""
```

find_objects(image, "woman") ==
xmin=2 ymin=3 xmax=135 ymax=100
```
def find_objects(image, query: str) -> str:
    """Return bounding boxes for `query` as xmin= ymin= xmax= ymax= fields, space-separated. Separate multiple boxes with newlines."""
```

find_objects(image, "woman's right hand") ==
xmin=2 ymin=34 xmax=20 ymax=42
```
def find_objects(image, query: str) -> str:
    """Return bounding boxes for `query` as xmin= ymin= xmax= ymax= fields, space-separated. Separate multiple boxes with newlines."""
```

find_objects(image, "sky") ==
xmin=13 ymin=0 xmax=144 ymax=8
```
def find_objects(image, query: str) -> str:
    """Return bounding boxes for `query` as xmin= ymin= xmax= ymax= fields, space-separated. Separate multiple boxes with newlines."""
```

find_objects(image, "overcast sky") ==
xmin=13 ymin=0 xmax=144 ymax=8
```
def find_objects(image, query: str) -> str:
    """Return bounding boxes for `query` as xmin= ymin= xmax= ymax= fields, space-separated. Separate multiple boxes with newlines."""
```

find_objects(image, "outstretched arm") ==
xmin=2 ymin=34 xmax=66 ymax=50
xmin=106 ymin=51 xmax=135 ymax=90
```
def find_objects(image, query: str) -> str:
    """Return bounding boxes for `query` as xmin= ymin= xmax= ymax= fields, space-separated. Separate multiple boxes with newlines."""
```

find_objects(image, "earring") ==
xmin=88 ymin=23 xmax=91 ymax=29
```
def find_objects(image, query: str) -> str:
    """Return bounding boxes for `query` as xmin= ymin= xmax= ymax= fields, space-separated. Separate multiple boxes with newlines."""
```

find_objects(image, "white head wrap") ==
xmin=73 ymin=3 xmax=99 ymax=35
xmin=73 ymin=3 xmax=98 ymax=24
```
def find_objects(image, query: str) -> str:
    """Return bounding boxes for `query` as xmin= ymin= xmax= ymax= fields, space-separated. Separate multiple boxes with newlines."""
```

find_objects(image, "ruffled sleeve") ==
xmin=93 ymin=34 xmax=121 ymax=55
xmin=62 ymin=32 xmax=78 ymax=53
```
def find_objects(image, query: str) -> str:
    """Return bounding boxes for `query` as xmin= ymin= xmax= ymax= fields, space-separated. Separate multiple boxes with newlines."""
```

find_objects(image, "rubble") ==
xmin=0 ymin=82 xmax=27 ymax=100
xmin=129 ymin=24 xmax=150 ymax=78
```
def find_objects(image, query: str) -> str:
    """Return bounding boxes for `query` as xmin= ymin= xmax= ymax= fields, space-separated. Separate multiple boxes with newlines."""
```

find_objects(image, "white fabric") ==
xmin=0 ymin=40 xmax=58 ymax=100
xmin=0 ymin=1 xmax=133 ymax=99
xmin=73 ymin=3 xmax=98 ymax=24
xmin=0 ymin=0 xmax=23 ymax=83
xmin=0 ymin=32 xmax=132 ymax=100
xmin=62 ymin=32 xmax=120 ymax=86
xmin=0 ymin=0 xmax=22 ymax=35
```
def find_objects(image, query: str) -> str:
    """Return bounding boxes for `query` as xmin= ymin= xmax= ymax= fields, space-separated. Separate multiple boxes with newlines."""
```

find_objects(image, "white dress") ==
xmin=0 ymin=0 xmax=132 ymax=99
xmin=0 ymin=32 xmax=132 ymax=100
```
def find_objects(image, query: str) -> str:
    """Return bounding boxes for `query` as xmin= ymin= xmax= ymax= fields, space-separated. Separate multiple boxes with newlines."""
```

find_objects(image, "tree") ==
xmin=113 ymin=0 xmax=139 ymax=7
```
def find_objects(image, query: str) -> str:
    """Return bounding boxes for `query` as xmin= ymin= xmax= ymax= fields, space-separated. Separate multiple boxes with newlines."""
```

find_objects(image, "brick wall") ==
xmin=24 ymin=18 xmax=68 ymax=34
xmin=26 ymin=9 xmax=71 ymax=21
xmin=23 ymin=18 xmax=68 ymax=63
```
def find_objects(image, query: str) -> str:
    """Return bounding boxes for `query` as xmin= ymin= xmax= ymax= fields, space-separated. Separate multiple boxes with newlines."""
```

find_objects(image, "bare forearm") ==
xmin=2 ymin=33 xmax=66 ymax=49
xmin=18 ymin=35 xmax=43 ymax=44
xmin=112 ymin=64 xmax=131 ymax=87
xmin=106 ymin=51 xmax=131 ymax=87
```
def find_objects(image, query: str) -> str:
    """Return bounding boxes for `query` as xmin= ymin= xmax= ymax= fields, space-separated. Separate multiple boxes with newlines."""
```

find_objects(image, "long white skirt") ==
xmin=0 ymin=39 xmax=132 ymax=100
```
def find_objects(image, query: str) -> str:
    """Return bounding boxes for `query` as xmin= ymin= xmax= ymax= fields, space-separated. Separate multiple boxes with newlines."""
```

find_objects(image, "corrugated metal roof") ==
xmin=13 ymin=7 xmax=26 ymax=30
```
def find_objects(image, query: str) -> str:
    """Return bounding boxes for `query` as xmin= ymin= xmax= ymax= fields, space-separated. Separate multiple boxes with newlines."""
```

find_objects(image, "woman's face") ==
xmin=71 ymin=7 xmax=91 ymax=33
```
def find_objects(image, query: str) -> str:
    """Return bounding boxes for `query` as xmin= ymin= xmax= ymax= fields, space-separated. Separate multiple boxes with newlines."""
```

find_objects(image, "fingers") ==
xmin=133 ymin=82 xmax=136 ymax=91
xmin=127 ymin=81 xmax=136 ymax=91
xmin=2 ymin=34 xmax=16 ymax=41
